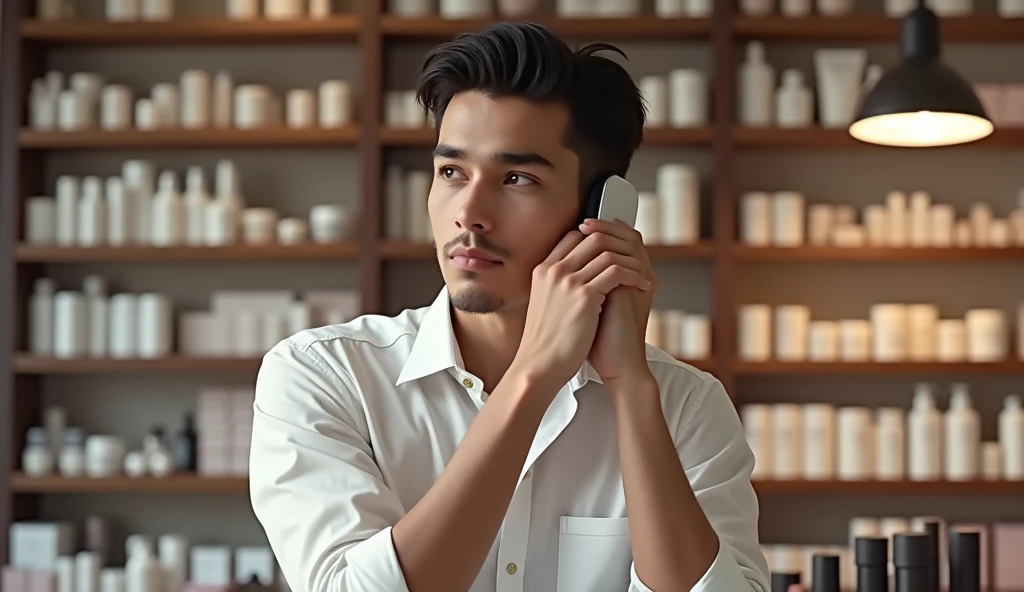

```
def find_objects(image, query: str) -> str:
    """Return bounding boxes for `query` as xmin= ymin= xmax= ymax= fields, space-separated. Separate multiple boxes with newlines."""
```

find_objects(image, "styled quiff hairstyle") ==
xmin=414 ymin=22 xmax=646 ymax=198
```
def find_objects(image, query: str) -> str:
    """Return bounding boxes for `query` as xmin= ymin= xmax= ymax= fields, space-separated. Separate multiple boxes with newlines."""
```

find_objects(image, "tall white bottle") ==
xmin=945 ymin=383 xmax=980 ymax=481
xmin=106 ymin=177 xmax=134 ymax=246
xmin=77 ymin=176 xmax=107 ymax=247
xmin=775 ymin=69 xmax=813 ymax=128
xmin=738 ymin=41 xmax=775 ymax=127
xmin=56 ymin=175 xmax=80 ymax=246
xmin=84 ymin=275 xmax=108 ymax=359
xmin=215 ymin=159 xmax=246 ymax=236
xmin=908 ymin=383 xmax=942 ymax=481
xmin=183 ymin=166 xmax=210 ymax=246
xmin=1000 ymin=395 xmax=1024 ymax=480
xmin=151 ymin=171 xmax=184 ymax=247
xmin=30 ymin=278 xmax=56 ymax=356
xmin=123 ymin=160 xmax=155 ymax=245
xmin=125 ymin=544 xmax=162 ymax=592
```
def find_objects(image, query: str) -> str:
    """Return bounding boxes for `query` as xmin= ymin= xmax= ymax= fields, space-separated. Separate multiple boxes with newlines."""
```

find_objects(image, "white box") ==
xmin=190 ymin=545 xmax=233 ymax=587
xmin=10 ymin=522 xmax=76 ymax=571
xmin=235 ymin=547 xmax=275 ymax=585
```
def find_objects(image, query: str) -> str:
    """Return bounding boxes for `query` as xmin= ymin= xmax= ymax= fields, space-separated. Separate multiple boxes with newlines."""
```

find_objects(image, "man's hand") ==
xmin=510 ymin=228 xmax=652 ymax=394
xmin=578 ymin=218 xmax=657 ymax=386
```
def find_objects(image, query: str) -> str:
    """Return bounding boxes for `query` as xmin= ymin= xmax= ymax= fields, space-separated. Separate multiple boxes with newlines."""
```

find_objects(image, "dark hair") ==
xmin=415 ymin=22 xmax=646 ymax=197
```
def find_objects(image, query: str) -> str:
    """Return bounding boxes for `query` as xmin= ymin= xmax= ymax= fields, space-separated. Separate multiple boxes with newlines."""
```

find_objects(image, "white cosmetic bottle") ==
xmin=999 ymin=395 xmax=1024 ymax=480
xmin=125 ymin=543 xmax=162 ymax=592
xmin=775 ymin=70 xmax=813 ymax=128
xmin=945 ymin=383 xmax=980 ymax=481
xmin=30 ymin=278 xmax=56 ymax=357
xmin=183 ymin=167 xmax=210 ymax=246
xmin=78 ymin=177 xmax=107 ymax=248
xmin=123 ymin=160 xmax=155 ymax=245
xmin=84 ymin=276 xmax=108 ymax=359
xmin=738 ymin=41 xmax=775 ymax=128
xmin=741 ymin=0 xmax=774 ymax=15
xmin=106 ymin=177 xmax=133 ymax=246
xmin=151 ymin=171 xmax=184 ymax=247
xmin=57 ymin=175 xmax=80 ymax=247
xmin=908 ymin=383 xmax=942 ymax=481
xmin=781 ymin=0 xmax=812 ymax=16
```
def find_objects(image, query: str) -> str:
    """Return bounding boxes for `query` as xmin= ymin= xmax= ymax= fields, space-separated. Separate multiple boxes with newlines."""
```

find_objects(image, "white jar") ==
xmin=277 ymin=218 xmax=309 ymax=245
xmin=242 ymin=208 xmax=280 ymax=245
xmin=85 ymin=435 xmax=127 ymax=478
xmin=22 ymin=427 xmax=55 ymax=477
xmin=965 ymin=308 xmax=1008 ymax=362
xmin=310 ymin=205 xmax=351 ymax=243
xmin=837 ymin=407 xmax=873 ymax=480
xmin=58 ymin=427 xmax=87 ymax=478
xmin=875 ymin=407 xmax=906 ymax=480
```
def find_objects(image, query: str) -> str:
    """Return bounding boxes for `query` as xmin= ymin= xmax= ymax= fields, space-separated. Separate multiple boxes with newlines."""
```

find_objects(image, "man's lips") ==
xmin=449 ymin=247 xmax=502 ymax=271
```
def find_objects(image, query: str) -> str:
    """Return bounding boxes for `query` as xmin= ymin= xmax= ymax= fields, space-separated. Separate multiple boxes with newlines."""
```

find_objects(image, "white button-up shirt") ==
xmin=250 ymin=289 xmax=769 ymax=592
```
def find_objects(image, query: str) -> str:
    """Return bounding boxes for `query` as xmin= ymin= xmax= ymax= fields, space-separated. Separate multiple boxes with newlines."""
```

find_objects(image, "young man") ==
xmin=250 ymin=22 xmax=768 ymax=592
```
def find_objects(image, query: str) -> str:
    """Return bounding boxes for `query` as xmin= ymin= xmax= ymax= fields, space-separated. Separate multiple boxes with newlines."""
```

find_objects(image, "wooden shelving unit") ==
xmin=1 ymin=0 xmax=1022 ymax=565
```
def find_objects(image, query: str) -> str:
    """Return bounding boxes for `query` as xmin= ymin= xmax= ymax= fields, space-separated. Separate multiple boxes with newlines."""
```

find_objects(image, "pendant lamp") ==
xmin=849 ymin=0 xmax=993 ymax=147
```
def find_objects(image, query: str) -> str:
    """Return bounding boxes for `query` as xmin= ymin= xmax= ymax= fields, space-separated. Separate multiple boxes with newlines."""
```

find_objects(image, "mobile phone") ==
xmin=593 ymin=175 xmax=639 ymax=228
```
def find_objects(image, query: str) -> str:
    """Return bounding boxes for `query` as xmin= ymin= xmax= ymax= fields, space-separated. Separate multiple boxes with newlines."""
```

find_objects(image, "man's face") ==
xmin=429 ymin=91 xmax=581 ymax=314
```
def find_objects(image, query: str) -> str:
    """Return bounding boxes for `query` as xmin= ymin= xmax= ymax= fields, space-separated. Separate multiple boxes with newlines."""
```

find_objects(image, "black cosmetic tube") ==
xmin=895 ymin=533 xmax=930 ymax=592
xmin=772 ymin=571 xmax=801 ymax=592
xmin=855 ymin=537 xmax=889 ymax=592
xmin=949 ymin=530 xmax=980 ymax=592
xmin=812 ymin=554 xmax=840 ymax=592
xmin=924 ymin=520 xmax=941 ymax=592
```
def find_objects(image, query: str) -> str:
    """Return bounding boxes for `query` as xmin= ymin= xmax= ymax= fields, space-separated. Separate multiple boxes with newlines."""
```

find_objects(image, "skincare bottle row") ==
xmin=742 ymin=387 xmax=1024 ymax=482
xmin=638 ymin=70 xmax=709 ymax=129
xmin=385 ymin=166 xmax=433 ymax=243
xmin=226 ymin=0 xmax=332 ymax=21
xmin=178 ymin=289 xmax=360 ymax=359
xmin=739 ymin=0 xmax=853 ymax=17
xmin=6 ymin=519 xmax=285 ymax=592
xmin=645 ymin=309 xmax=712 ymax=361
xmin=388 ymin=0 xmax=712 ymax=18
xmin=739 ymin=44 xmax=879 ymax=130
xmin=23 ymin=162 xmax=355 ymax=248
xmin=740 ymin=190 xmax=1024 ymax=249
xmin=974 ymin=83 xmax=1024 ymax=127
xmin=634 ymin=163 xmax=702 ymax=246
xmin=197 ymin=388 xmax=256 ymax=477
xmin=738 ymin=303 xmax=1024 ymax=363
xmin=37 ymin=0 xmax=174 ymax=21
xmin=384 ymin=89 xmax=434 ymax=129
xmin=28 ymin=70 xmax=354 ymax=132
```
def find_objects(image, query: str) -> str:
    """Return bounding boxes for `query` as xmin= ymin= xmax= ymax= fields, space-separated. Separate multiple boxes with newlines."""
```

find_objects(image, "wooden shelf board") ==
xmin=753 ymin=479 xmax=1024 ymax=495
xmin=734 ymin=15 xmax=1024 ymax=42
xmin=14 ymin=356 xmax=263 ymax=374
xmin=19 ymin=127 xmax=361 ymax=149
xmin=734 ymin=127 xmax=1024 ymax=148
xmin=381 ymin=126 xmax=713 ymax=147
xmin=382 ymin=242 xmax=714 ymax=260
xmin=20 ymin=17 xmax=361 ymax=44
xmin=380 ymin=16 xmax=712 ymax=40
xmin=16 ymin=243 xmax=360 ymax=262
xmin=734 ymin=361 xmax=1024 ymax=376
xmin=734 ymin=246 xmax=1024 ymax=262
xmin=12 ymin=473 xmax=247 ymax=493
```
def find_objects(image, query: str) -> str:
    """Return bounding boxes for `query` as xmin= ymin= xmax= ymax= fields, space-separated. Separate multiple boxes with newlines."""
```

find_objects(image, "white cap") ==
xmin=34 ymin=277 xmax=55 ymax=295
xmin=913 ymin=383 xmax=934 ymax=408
xmin=950 ymin=383 xmax=971 ymax=409
xmin=782 ymin=69 xmax=803 ymax=87
xmin=186 ymin=166 xmax=205 ymax=193
xmin=158 ymin=170 xmax=177 ymax=193
xmin=122 ymin=159 xmax=155 ymax=191
xmin=1006 ymin=394 xmax=1021 ymax=410
xmin=83 ymin=275 xmax=106 ymax=297
xmin=82 ymin=176 xmax=103 ymax=201
xmin=216 ymin=159 xmax=240 ymax=199
xmin=747 ymin=41 xmax=765 ymax=62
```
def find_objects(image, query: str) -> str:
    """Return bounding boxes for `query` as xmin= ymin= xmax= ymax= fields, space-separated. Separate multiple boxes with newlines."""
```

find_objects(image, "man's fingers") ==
xmin=585 ymin=265 xmax=648 ymax=295
xmin=574 ymin=252 xmax=651 ymax=290
xmin=559 ymin=231 xmax=638 ymax=272
xmin=544 ymin=230 xmax=586 ymax=264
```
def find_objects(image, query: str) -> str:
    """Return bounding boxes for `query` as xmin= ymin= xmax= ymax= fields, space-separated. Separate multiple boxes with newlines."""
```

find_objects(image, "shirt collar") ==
xmin=396 ymin=288 xmax=603 ymax=390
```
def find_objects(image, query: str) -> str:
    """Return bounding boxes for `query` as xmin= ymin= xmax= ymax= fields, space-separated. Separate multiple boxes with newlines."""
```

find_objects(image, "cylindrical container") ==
xmin=137 ymin=293 xmax=172 ymax=359
xmin=151 ymin=83 xmax=178 ymax=128
xmin=803 ymin=404 xmax=836 ymax=480
xmin=180 ymin=70 xmax=211 ymax=130
xmin=886 ymin=191 xmax=908 ymax=248
xmin=875 ymin=407 xmax=906 ymax=480
xmin=894 ymin=533 xmax=929 ymax=592
xmin=808 ymin=320 xmax=838 ymax=362
xmin=965 ymin=308 xmax=1007 ymax=362
xmin=1000 ymin=394 xmax=1024 ymax=480
xmin=57 ymin=556 xmax=75 ymax=592
xmin=811 ymin=554 xmax=840 ymax=592
xmin=77 ymin=177 xmax=106 ymax=248
xmin=668 ymin=69 xmax=708 ymax=128
xmin=182 ymin=167 xmax=209 ymax=247
xmin=937 ymin=319 xmax=966 ymax=361
xmin=738 ymin=41 xmax=774 ymax=127
xmin=310 ymin=205 xmax=351 ymax=243
xmin=982 ymin=442 xmax=1001 ymax=481
xmin=775 ymin=305 xmax=810 ymax=361
xmin=440 ymin=0 xmax=494 ymax=17
xmin=100 ymin=85 xmax=133 ymax=130
xmin=286 ymin=89 xmax=316 ymax=129
xmin=265 ymin=0 xmax=304 ymax=19
xmin=109 ymin=294 xmax=138 ymax=359
xmin=54 ymin=291 xmax=87 ymax=359
xmin=837 ymin=407 xmax=873 ymax=481
xmin=908 ymin=191 xmax=931 ymax=247
xmin=235 ymin=84 xmax=270 ymax=129
xmin=406 ymin=170 xmax=432 ymax=242
xmin=945 ymin=384 xmax=980 ymax=481
xmin=277 ymin=218 xmax=309 ymax=245
xmin=639 ymin=76 xmax=668 ymax=128
xmin=856 ymin=537 xmax=889 ymax=592
xmin=134 ymin=98 xmax=160 ymax=131
xmin=26 ymin=196 xmax=58 ymax=244
xmin=384 ymin=91 xmax=405 ymax=127
xmin=151 ymin=172 xmax=184 ymax=247
xmin=319 ymin=80 xmax=353 ymax=129
xmin=635 ymin=192 xmax=659 ymax=244
xmin=999 ymin=0 xmax=1024 ymax=16
xmin=84 ymin=435 xmax=126 ymax=478
xmin=955 ymin=220 xmax=973 ymax=247
xmin=739 ymin=304 xmax=772 ymax=361
xmin=38 ymin=0 xmax=65 ymax=20
xmin=310 ymin=0 xmax=331 ymax=18
xmin=817 ymin=0 xmax=854 ymax=15
xmin=30 ymin=278 xmax=56 ymax=356
xmin=775 ymin=69 xmax=814 ymax=129
xmin=58 ymin=90 xmax=88 ymax=131
xmin=772 ymin=404 xmax=804 ymax=480
xmin=100 ymin=569 xmax=125 ymax=592
xmin=141 ymin=0 xmax=173 ymax=20
xmin=105 ymin=177 xmax=133 ymax=246
xmin=680 ymin=314 xmax=711 ymax=360
xmin=838 ymin=319 xmax=871 ymax=361
xmin=84 ymin=275 xmax=107 ymax=358
xmin=22 ymin=426 xmax=54 ymax=476
xmin=969 ymin=203 xmax=992 ymax=248
xmin=908 ymin=383 xmax=943 ymax=481
xmin=807 ymin=204 xmax=834 ymax=246
xmin=655 ymin=0 xmax=685 ymax=15
xmin=157 ymin=535 xmax=188 ymax=592
xmin=930 ymin=204 xmax=955 ymax=247
xmin=213 ymin=71 xmax=233 ymax=128
xmin=656 ymin=164 xmax=700 ymax=245
xmin=227 ymin=0 xmax=260 ymax=19
xmin=772 ymin=191 xmax=805 ymax=246
xmin=864 ymin=204 xmax=889 ymax=246
xmin=75 ymin=551 xmax=101 ymax=592
xmin=907 ymin=304 xmax=938 ymax=362
xmin=742 ymin=405 xmax=774 ymax=479
xmin=662 ymin=311 xmax=683 ymax=356
xmin=125 ymin=547 xmax=162 ymax=592
xmin=989 ymin=219 xmax=1011 ymax=248
xmin=870 ymin=303 xmax=908 ymax=362
xmin=106 ymin=0 xmax=140 ymax=20
xmin=741 ymin=0 xmax=774 ymax=15
xmin=391 ymin=0 xmax=434 ymax=16
xmin=242 ymin=208 xmax=279 ymax=245
xmin=740 ymin=192 xmax=772 ymax=246
xmin=948 ymin=530 xmax=980 ymax=592
xmin=772 ymin=572 xmax=801 ymax=592
xmin=204 ymin=200 xmax=238 ymax=246
xmin=782 ymin=0 xmax=812 ymax=15
xmin=886 ymin=0 xmax=917 ymax=15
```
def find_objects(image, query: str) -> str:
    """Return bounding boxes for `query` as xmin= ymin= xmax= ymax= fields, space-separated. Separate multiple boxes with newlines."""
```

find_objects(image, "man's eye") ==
xmin=506 ymin=173 xmax=534 ymax=185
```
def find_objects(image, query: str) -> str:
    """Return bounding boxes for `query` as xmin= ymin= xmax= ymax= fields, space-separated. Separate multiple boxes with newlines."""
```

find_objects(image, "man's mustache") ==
xmin=435 ymin=233 xmax=512 ymax=259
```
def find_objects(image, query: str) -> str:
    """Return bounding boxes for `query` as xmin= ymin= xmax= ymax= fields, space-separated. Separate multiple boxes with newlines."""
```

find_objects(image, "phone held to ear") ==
xmin=580 ymin=174 xmax=639 ymax=229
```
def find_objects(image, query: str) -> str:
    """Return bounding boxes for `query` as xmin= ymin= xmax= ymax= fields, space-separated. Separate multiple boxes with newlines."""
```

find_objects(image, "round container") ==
xmin=242 ymin=208 xmax=280 ymax=245
xmin=85 ymin=435 xmax=127 ymax=478
xmin=277 ymin=218 xmax=309 ymax=245
xmin=310 ymin=205 xmax=352 ymax=243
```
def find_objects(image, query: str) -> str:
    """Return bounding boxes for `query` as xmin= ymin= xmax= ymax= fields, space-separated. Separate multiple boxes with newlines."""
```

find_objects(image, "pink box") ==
xmin=3 ymin=566 xmax=27 ymax=592
xmin=993 ymin=523 xmax=1024 ymax=591
xmin=1002 ymin=85 xmax=1024 ymax=127
xmin=974 ymin=84 xmax=1006 ymax=125
xmin=952 ymin=524 xmax=989 ymax=591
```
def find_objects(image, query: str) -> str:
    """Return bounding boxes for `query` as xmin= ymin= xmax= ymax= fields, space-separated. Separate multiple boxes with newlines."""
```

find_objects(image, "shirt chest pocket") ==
xmin=556 ymin=516 xmax=633 ymax=592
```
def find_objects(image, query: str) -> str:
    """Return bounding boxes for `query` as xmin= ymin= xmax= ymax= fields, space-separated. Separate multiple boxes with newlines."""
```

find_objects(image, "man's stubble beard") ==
xmin=449 ymin=285 xmax=504 ymax=315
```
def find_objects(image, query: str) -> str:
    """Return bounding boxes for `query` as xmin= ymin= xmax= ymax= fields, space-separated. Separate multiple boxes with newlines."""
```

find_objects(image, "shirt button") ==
xmin=506 ymin=563 xmax=517 ymax=575
xmin=462 ymin=377 xmax=474 ymax=388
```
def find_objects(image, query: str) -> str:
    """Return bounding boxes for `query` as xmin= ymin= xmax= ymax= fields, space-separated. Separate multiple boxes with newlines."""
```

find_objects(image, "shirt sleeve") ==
xmin=628 ymin=373 xmax=770 ymax=592
xmin=249 ymin=341 xmax=411 ymax=592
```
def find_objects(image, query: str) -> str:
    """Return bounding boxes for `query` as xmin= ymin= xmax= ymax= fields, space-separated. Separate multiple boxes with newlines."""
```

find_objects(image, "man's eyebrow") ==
xmin=433 ymin=144 xmax=556 ymax=169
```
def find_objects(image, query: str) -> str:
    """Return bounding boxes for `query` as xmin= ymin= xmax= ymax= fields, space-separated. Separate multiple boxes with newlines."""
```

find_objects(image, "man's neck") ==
xmin=450 ymin=305 xmax=527 ymax=392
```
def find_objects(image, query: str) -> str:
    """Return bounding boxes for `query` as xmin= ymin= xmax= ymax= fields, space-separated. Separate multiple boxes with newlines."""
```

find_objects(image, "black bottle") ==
xmin=812 ymin=554 xmax=840 ymax=592
xmin=172 ymin=412 xmax=198 ymax=472
xmin=895 ymin=533 xmax=930 ymax=592
xmin=949 ymin=529 xmax=980 ymax=592
xmin=923 ymin=520 xmax=941 ymax=592
xmin=772 ymin=571 xmax=801 ymax=592
xmin=855 ymin=537 xmax=889 ymax=592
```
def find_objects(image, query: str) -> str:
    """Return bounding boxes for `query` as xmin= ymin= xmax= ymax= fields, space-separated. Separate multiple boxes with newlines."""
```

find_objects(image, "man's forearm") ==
xmin=609 ymin=376 xmax=720 ymax=591
xmin=391 ymin=367 xmax=556 ymax=592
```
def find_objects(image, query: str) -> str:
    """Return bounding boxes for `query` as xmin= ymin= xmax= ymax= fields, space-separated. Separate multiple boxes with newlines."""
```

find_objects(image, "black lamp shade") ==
xmin=849 ymin=3 xmax=993 ymax=147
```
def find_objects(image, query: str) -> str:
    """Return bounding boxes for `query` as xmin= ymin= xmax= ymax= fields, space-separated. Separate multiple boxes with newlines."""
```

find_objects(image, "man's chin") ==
xmin=448 ymin=285 xmax=503 ymax=315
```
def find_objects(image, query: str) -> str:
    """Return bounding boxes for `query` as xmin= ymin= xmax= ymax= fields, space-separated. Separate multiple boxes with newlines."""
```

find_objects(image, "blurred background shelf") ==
xmin=20 ymin=17 xmax=362 ymax=44
xmin=733 ymin=246 xmax=1024 ymax=262
xmin=379 ymin=16 xmax=712 ymax=40
xmin=16 ymin=243 xmax=361 ymax=262
xmin=733 ymin=127 xmax=1024 ymax=148
xmin=734 ymin=361 xmax=1024 ymax=376
xmin=380 ymin=126 xmax=713 ymax=147
xmin=13 ymin=356 xmax=264 ymax=374
xmin=733 ymin=15 xmax=1024 ymax=42
xmin=19 ymin=127 xmax=362 ymax=149
xmin=753 ymin=480 xmax=1024 ymax=495
xmin=12 ymin=473 xmax=248 ymax=493
xmin=381 ymin=241 xmax=715 ymax=260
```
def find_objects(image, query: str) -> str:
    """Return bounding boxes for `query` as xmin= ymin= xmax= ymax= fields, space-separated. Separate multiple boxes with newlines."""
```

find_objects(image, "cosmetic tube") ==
xmin=809 ymin=320 xmax=838 ymax=361
xmin=54 ymin=291 xmax=87 ymax=359
xmin=668 ymin=69 xmax=707 ymax=128
xmin=772 ymin=191 xmax=805 ymax=246
xmin=808 ymin=204 xmax=834 ymax=246
xmin=856 ymin=537 xmax=890 ymax=592
xmin=101 ymin=85 xmax=133 ymax=130
xmin=772 ymin=573 xmax=801 ymax=592
xmin=286 ymin=89 xmax=316 ymax=129
xmin=870 ymin=303 xmax=908 ymax=362
xmin=775 ymin=305 xmax=810 ymax=361
xmin=739 ymin=304 xmax=772 ymax=361
xmin=137 ymin=293 xmax=172 ymax=359
xmin=907 ymin=304 xmax=938 ymax=362
xmin=929 ymin=204 xmax=955 ymax=247
xmin=740 ymin=192 xmax=772 ymax=246
xmin=803 ymin=404 xmax=836 ymax=480
xmin=908 ymin=383 xmax=942 ymax=481
xmin=838 ymin=319 xmax=871 ymax=361
xmin=319 ymin=80 xmax=353 ymax=129
xmin=813 ymin=554 xmax=840 ymax=592
xmin=56 ymin=176 xmax=80 ymax=246
xmin=77 ymin=177 xmax=106 ymax=248
xmin=742 ymin=405 xmax=774 ymax=479
xmin=949 ymin=530 xmax=980 ymax=592
xmin=657 ymin=164 xmax=700 ymax=245
xmin=738 ymin=42 xmax=774 ymax=127
xmin=837 ymin=407 xmax=873 ymax=481
xmin=26 ymin=196 xmax=57 ymax=245
xmin=180 ymin=70 xmax=210 ymax=130
xmin=894 ymin=533 xmax=930 ymax=592
xmin=1000 ymin=394 xmax=1024 ymax=480
xmin=814 ymin=49 xmax=868 ymax=128
xmin=639 ymin=76 xmax=668 ymax=128
xmin=965 ymin=308 xmax=1007 ymax=362
xmin=773 ymin=404 xmax=803 ymax=480
xmin=30 ymin=278 xmax=56 ymax=356
xmin=875 ymin=407 xmax=906 ymax=480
